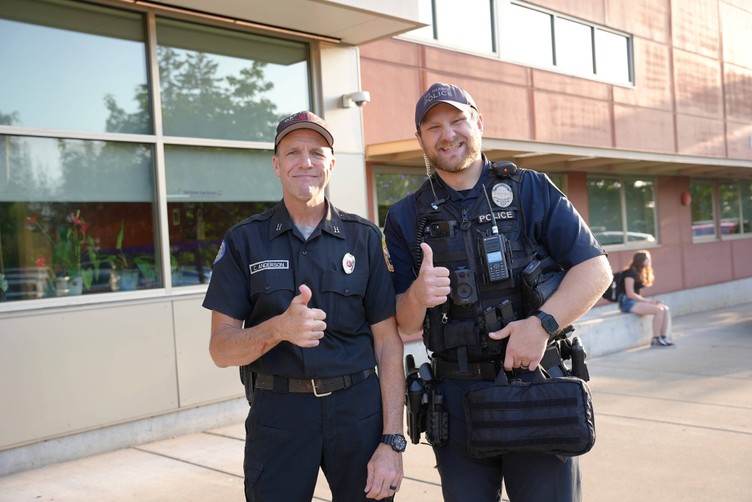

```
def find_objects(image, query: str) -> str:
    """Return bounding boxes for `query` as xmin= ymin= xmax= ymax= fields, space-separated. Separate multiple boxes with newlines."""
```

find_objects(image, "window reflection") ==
xmin=0 ymin=0 xmax=149 ymax=133
xmin=588 ymin=176 xmax=656 ymax=247
xmin=0 ymin=136 xmax=156 ymax=301
xmin=155 ymin=18 xmax=309 ymax=141
xmin=164 ymin=145 xmax=281 ymax=286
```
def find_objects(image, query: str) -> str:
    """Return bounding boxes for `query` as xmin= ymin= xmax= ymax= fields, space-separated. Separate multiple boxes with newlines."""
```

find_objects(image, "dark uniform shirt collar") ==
xmin=432 ymin=153 xmax=491 ymax=204
xmin=269 ymin=198 xmax=347 ymax=241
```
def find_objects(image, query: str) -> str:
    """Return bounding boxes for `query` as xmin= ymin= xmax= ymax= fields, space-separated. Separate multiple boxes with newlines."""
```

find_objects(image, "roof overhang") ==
xmin=123 ymin=0 xmax=425 ymax=45
xmin=366 ymin=138 xmax=752 ymax=180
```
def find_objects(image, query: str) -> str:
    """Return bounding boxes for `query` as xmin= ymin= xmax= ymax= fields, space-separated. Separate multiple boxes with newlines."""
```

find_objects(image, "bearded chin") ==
xmin=430 ymin=139 xmax=481 ymax=173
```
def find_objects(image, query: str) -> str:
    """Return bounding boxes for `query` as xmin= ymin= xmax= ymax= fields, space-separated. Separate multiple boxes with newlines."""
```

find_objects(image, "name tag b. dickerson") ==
xmin=250 ymin=260 xmax=289 ymax=274
xmin=478 ymin=210 xmax=515 ymax=224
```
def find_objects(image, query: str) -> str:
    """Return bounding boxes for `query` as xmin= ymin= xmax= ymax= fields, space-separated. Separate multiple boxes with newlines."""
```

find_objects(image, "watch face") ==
xmin=393 ymin=435 xmax=407 ymax=452
xmin=535 ymin=311 xmax=559 ymax=335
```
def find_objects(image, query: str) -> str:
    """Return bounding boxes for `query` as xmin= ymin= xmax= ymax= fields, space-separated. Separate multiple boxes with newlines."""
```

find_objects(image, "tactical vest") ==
xmin=413 ymin=162 xmax=550 ymax=365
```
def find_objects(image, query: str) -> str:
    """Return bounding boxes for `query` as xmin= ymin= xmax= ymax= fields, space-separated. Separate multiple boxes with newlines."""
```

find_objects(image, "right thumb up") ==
xmin=292 ymin=284 xmax=312 ymax=306
xmin=420 ymin=242 xmax=434 ymax=271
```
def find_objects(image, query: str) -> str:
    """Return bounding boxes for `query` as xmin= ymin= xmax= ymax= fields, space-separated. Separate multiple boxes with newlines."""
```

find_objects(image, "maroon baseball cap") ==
xmin=415 ymin=82 xmax=478 ymax=130
xmin=274 ymin=111 xmax=334 ymax=151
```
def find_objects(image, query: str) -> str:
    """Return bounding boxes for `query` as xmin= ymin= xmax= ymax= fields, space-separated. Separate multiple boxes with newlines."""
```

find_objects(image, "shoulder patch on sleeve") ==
xmin=213 ymin=240 xmax=226 ymax=264
xmin=382 ymin=235 xmax=394 ymax=273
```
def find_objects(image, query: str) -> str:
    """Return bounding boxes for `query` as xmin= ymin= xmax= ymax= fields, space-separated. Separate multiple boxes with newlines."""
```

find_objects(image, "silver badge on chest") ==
xmin=491 ymin=183 xmax=514 ymax=208
xmin=342 ymin=253 xmax=356 ymax=274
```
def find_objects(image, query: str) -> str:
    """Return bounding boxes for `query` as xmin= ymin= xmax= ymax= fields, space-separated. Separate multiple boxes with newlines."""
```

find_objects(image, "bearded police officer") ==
xmin=383 ymin=83 xmax=612 ymax=501
xmin=204 ymin=111 xmax=405 ymax=501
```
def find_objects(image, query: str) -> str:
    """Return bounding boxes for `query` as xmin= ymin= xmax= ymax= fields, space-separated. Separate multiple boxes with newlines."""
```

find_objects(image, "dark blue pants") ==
xmin=433 ymin=378 xmax=582 ymax=502
xmin=243 ymin=373 xmax=382 ymax=502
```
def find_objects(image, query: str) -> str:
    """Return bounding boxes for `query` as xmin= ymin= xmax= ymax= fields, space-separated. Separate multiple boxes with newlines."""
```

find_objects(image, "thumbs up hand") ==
xmin=413 ymin=243 xmax=451 ymax=308
xmin=281 ymin=284 xmax=327 ymax=348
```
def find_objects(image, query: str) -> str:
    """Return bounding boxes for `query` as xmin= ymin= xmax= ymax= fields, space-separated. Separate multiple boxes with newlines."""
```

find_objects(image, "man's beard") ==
xmin=426 ymin=134 xmax=482 ymax=173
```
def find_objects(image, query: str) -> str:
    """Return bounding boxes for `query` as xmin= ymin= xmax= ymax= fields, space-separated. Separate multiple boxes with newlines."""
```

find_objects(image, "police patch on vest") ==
xmin=250 ymin=260 xmax=289 ymax=274
xmin=491 ymin=183 xmax=513 ymax=208
xmin=478 ymin=209 xmax=515 ymax=224
xmin=213 ymin=240 xmax=226 ymax=264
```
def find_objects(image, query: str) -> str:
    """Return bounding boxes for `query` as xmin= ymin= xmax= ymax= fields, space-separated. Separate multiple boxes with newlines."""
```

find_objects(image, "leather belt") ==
xmin=432 ymin=359 xmax=501 ymax=380
xmin=254 ymin=368 xmax=375 ymax=397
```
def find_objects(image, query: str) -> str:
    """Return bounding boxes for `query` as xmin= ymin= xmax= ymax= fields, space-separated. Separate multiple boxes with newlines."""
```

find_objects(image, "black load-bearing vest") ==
xmin=413 ymin=163 xmax=551 ymax=364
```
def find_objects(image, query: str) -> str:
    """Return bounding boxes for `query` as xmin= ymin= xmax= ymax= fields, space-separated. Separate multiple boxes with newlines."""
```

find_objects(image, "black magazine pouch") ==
xmin=463 ymin=368 xmax=595 ymax=458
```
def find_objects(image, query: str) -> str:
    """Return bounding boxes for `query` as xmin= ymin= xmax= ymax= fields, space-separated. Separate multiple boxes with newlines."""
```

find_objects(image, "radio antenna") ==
xmin=482 ymin=185 xmax=499 ymax=235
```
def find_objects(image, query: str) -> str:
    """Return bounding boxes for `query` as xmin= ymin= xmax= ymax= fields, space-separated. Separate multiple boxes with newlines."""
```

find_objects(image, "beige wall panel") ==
xmin=673 ymin=49 xmax=724 ymax=118
xmin=531 ymin=0 xmax=604 ymax=23
xmin=724 ymin=63 xmax=752 ymax=122
xmin=726 ymin=121 xmax=752 ymax=161
xmin=720 ymin=2 xmax=752 ymax=68
xmin=606 ymin=0 xmax=669 ymax=43
xmin=0 ymin=302 xmax=177 ymax=449
xmin=614 ymin=104 xmax=675 ymax=152
xmin=173 ymin=297 xmax=242 ymax=407
xmin=613 ymin=38 xmax=673 ymax=110
xmin=361 ymin=60 xmax=422 ymax=145
xmin=531 ymin=68 xmax=609 ymax=101
xmin=675 ymin=114 xmax=726 ymax=157
xmin=533 ymin=91 xmax=612 ymax=147
xmin=671 ymin=0 xmax=721 ymax=59
xmin=422 ymin=47 xmax=529 ymax=87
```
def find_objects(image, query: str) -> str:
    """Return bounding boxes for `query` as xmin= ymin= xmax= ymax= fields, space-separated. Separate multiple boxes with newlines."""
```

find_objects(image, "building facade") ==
xmin=1 ymin=0 xmax=750 ymax=475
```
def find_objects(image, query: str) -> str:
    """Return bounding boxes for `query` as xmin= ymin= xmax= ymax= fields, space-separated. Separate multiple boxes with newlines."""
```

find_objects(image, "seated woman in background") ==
xmin=618 ymin=250 xmax=675 ymax=347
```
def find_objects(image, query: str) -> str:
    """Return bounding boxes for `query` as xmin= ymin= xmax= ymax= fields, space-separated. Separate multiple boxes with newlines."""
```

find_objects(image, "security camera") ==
xmin=341 ymin=91 xmax=371 ymax=108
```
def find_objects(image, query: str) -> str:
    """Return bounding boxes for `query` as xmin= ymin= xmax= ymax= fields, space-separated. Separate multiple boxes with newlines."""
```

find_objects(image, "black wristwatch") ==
xmin=531 ymin=310 xmax=559 ymax=337
xmin=381 ymin=434 xmax=407 ymax=452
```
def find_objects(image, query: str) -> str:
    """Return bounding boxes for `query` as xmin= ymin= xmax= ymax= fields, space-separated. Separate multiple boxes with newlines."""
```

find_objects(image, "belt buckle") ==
xmin=311 ymin=379 xmax=332 ymax=397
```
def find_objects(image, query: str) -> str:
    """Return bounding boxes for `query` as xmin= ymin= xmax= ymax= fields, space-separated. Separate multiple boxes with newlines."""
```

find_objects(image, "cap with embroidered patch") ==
xmin=274 ymin=111 xmax=334 ymax=151
xmin=415 ymin=82 xmax=478 ymax=130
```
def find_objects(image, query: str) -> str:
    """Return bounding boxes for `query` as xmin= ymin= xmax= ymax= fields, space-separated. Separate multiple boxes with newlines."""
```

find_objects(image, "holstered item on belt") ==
xmin=255 ymin=368 xmax=374 ymax=396
xmin=463 ymin=368 xmax=595 ymax=458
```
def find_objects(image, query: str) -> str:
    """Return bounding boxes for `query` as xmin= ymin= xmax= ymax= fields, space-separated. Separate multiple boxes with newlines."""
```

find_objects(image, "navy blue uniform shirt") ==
xmin=203 ymin=199 xmax=396 ymax=379
xmin=384 ymin=157 xmax=606 ymax=295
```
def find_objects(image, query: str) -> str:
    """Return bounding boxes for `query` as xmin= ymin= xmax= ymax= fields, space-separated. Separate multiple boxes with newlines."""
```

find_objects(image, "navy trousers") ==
xmin=433 ymin=377 xmax=582 ymax=502
xmin=243 ymin=373 xmax=382 ymax=502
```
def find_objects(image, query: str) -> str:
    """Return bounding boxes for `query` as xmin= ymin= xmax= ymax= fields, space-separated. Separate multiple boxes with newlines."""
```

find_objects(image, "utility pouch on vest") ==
xmin=521 ymin=259 xmax=565 ymax=313
xmin=463 ymin=369 xmax=595 ymax=458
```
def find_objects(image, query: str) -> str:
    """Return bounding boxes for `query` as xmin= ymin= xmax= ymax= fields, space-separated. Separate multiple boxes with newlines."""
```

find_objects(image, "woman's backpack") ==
xmin=602 ymin=270 xmax=625 ymax=302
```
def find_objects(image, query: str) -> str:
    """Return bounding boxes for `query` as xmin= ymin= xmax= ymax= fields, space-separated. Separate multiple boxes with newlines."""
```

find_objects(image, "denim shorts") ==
xmin=618 ymin=294 xmax=636 ymax=313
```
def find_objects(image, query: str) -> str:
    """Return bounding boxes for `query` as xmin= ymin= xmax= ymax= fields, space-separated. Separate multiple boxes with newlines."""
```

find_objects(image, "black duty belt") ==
xmin=254 ymin=368 xmax=375 ymax=397
xmin=432 ymin=359 xmax=501 ymax=380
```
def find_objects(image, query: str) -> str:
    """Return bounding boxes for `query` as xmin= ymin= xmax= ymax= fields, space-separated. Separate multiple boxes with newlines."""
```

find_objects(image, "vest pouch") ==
xmin=442 ymin=319 xmax=476 ymax=350
xmin=522 ymin=268 xmax=565 ymax=314
xmin=463 ymin=369 xmax=595 ymax=458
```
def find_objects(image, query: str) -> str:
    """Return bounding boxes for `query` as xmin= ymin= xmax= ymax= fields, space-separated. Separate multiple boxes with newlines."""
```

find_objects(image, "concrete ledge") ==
xmin=0 ymin=398 xmax=248 ymax=477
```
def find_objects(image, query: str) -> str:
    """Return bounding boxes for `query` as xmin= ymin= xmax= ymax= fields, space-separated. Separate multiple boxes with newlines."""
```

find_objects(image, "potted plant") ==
xmin=26 ymin=210 xmax=100 ymax=296
xmin=103 ymin=220 xmax=138 ymax=291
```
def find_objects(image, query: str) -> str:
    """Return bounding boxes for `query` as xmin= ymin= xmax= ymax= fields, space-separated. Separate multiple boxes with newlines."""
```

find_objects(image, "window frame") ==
xmin=0 ymin=0 xmax=317 ymax=310
xmin=399 ymin=0 xmax=634 ymax=87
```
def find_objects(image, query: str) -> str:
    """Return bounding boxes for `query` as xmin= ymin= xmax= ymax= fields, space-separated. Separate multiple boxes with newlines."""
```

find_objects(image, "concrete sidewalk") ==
xmin=1 ymin=303 xmax=750 ymax=501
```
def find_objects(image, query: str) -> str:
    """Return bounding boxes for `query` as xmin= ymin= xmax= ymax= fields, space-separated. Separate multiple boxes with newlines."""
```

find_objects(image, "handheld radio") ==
xmin=480 ymin=186 xmax=510 ymax=283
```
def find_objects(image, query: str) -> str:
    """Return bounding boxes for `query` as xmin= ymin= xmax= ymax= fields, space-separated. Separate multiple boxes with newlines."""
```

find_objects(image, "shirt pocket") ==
xmin=321 ymin=271 xmax=368 ymax=333
xmin=249 ymin=270 xmax=296 ymax=313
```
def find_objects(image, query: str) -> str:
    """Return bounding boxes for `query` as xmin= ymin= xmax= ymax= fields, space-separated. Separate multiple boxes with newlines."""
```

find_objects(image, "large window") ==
xmin=587 ymin=176 xmax=656 ymax=247
xmin=404 ymin=0 xmax=633 ymax=86
xmin=720 ymin=181 xmax=752 ymax=237
xmin=0 ymin=0 xmax=311 ymax=304
xmin=690 ymin=179 xmax=716 ymax=241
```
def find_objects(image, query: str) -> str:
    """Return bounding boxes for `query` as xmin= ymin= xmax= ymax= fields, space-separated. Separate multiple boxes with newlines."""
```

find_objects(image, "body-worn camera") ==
xmin=450 ymin=266 xmax=478 ymax=305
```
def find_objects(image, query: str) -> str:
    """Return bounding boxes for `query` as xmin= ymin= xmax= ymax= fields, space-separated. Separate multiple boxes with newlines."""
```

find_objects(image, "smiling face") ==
xmin=272 ymin=129 xmax=335 ymax=207
xmin=416 ymin=103 xmax=484 ymax=176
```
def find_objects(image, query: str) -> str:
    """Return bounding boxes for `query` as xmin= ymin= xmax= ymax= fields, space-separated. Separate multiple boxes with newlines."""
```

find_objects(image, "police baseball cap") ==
xmin=274 ymin=111 xmax=334 ymax=151
xmin=415 ymin=82 xmax=478 ymax=130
